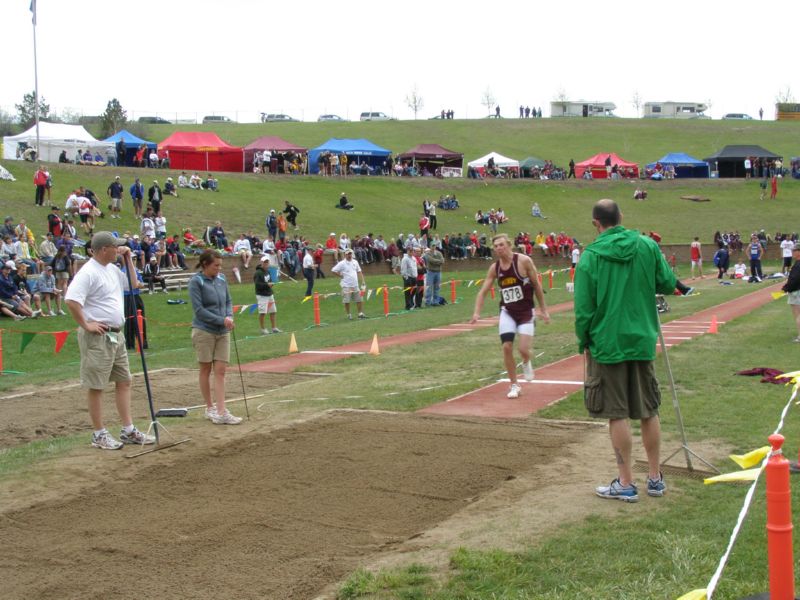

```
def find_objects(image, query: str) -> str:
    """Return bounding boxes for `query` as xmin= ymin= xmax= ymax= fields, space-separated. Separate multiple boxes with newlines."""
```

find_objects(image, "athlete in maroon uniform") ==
xmin=471 ymin=234 xmax=550 ymax=398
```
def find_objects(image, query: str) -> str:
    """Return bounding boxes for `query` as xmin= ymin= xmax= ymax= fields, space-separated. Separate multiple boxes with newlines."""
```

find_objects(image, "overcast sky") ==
xmin=2 ymin=1 xmax=796 ymax=123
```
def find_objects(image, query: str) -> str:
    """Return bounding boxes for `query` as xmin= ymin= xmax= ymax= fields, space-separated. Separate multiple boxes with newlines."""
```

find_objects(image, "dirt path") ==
xmin=0 ymin=411 xmax=614 ymax=600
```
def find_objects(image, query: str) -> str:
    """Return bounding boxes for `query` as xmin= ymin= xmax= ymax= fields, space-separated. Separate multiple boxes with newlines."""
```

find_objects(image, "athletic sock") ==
xmin=94 ymin=428 xmax=107 ymax=437
xmin=122 ymin=424 xmax=135 ymax=434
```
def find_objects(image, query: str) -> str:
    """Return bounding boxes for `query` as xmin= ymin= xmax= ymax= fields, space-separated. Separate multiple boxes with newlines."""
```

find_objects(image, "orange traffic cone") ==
xmin=708 ymin=315 xmax=718 ymax=334
xmin=288 ymin=333 xmax=299 ymax=353
xmin=369 ymin=333 xmax=380 ymax=356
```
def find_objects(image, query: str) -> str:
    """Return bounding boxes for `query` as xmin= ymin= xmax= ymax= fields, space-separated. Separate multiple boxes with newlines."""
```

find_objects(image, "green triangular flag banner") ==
xmin=20 ymin=331 xmax=37 ymax=353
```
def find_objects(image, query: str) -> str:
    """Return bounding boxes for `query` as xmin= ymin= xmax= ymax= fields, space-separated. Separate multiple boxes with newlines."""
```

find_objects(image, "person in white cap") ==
xmin=331 ymin=249 xmax=366 ymax=320
xmin=254 ymin=255 xmax=281 ymax=334
xmin=64 ymin=232 xmax=156 ymax=449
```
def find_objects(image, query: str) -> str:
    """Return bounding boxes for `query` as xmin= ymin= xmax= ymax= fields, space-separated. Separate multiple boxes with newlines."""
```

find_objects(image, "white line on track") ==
xmin=301 ymin=350 xmax=365 ymax=355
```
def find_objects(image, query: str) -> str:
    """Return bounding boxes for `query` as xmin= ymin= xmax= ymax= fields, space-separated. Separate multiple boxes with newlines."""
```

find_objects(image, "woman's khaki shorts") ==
xmin=191 ymin=328 xmax=230 ymax=364
xmin=584 ymin=354 xmax=661 ymax=420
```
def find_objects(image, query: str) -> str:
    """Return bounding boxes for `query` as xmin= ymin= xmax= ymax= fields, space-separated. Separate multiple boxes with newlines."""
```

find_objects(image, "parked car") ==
xmin=318 ymin=114 xmax=346 ymax=122
xmin=138 ymin=116 xmax=171 ymax=124
xmin=261 ymin=113 xmax=298 ymax=122
xmin=722 ymin=113 xmax=754 ymax=120
xmin=202 ymin=115 xmax=234 ymax=123
xmin=359 ymin=111 xmax=393 ymax=121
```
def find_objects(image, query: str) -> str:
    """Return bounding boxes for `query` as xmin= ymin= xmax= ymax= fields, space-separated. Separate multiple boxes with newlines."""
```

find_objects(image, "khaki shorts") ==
xmin=77 ymin=327 xmax=132 ymax=390
xmin=257 ymin=294 xmax=277 ymax=314
xmin=112 ymin=197 xmax=122 ymax=210
xmin=191 ymin=328 xmax=230 ymax=363
xmin=341 ymin=287 xmax=360 ymax=303
xmin=584 ymin=354 xmax=661 ymax=420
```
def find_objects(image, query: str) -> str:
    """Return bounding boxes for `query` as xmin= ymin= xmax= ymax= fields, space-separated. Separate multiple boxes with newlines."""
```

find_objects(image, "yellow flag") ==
xmin=729 ymin=446 xmax=770 ymax=469
xmin=676 ymin=589 xmax=707 ymax=600
xmin=772 ymin=291 xmax=787 ymax=300
xmin=704 ymin=468 xmax=760 ymax=485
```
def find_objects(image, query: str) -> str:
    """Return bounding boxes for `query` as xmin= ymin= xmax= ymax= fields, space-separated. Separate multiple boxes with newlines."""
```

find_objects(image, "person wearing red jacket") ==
xmin=33 ymin=165 xmax=48 ymax=206
xmin=312 ymin=244 xmax=326 ymax=278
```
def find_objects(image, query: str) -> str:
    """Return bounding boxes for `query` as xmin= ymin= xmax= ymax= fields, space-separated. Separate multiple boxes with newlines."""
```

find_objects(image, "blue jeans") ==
xmin=425 ymin=271 xmax=441 ymax=305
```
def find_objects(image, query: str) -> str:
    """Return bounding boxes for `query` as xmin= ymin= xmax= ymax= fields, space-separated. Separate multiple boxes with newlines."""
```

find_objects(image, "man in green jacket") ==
xmin=574 ymin=199 xmax=676 ymax=503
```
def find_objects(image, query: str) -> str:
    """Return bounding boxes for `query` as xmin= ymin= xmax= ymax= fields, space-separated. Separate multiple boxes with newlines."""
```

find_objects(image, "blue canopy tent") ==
xmin=646 ymin=152 xmax=709 ymax=178
xmin=308 ymin=138 xmax=391 ymax=175
xmin=103 ymin=130 xmax=157 ymax=167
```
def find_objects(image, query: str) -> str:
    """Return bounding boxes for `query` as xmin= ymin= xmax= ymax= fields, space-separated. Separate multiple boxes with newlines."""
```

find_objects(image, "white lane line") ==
xmin=497 ymin=378 xmax=583 ymax=385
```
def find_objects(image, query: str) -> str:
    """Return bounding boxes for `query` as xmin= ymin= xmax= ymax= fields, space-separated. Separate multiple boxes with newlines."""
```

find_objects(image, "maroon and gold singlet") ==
xmin=495 ymin=253 xmax=534 ymax=324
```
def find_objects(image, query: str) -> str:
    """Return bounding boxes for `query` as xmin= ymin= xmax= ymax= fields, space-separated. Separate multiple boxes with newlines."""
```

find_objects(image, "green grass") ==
xmin=0 ymin=434 xmax=85 ymax=476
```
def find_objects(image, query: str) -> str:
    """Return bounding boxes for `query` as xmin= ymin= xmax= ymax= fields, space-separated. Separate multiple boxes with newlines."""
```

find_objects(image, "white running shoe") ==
xmin=119 ymin=427 xmax=156 ymax=445
xmin=211 ymin=410 xmax=242 ymax=425
xmin=32 ymin=309 xmax=42 ymax=318
xmin=91 ymin=430 xmax=123 ymax=450
xmin=507 ymin=384 xmax=522 ymax=399
xmin=522 ymin=361 xmax=534 ymax=381
xmin=205 ymin=407 xmax=218 ymax=420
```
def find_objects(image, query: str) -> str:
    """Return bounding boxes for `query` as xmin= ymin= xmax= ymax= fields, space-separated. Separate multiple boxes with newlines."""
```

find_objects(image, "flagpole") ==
xmin=31 ymin=0 xmax=40 ymax=157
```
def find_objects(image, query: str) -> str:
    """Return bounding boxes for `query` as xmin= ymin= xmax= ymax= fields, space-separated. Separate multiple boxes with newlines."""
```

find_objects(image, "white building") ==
xmin=643 ymin=102 xmax=709 ymax=119
xmin=550 ymin=101 xmax=617 ymax=118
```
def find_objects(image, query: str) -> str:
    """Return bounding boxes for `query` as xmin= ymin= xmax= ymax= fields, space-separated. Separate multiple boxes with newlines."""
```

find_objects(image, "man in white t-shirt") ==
xmin=331 ymin=249 xmax=366 ymax=320
xmin=571 ymin=245 xmax=581 ymax=269
xmin=65 ymin=231 xmax=155 ymax=450
xmin=781 ymin=237 xmax=795 ymax=274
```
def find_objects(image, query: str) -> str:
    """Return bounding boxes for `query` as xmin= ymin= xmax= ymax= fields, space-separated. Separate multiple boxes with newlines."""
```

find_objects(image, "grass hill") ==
xmin=1 ymin=118 xmax=797 ymax=248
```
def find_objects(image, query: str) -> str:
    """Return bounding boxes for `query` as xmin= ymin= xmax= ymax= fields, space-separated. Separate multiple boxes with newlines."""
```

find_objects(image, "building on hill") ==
xmin=643 ymin=101 xmax=709 ymax=119
xmin=550 ymin=101 xmax=617 ymax=118
xmin=776 ymin=103 xmax=800 ymax=121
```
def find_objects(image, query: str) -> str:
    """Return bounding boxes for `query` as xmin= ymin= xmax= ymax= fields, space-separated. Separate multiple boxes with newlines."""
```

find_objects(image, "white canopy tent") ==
xmin=467 ymin=151 xmax=520 ymax=169
xmin=2 ymin=122 xmax=113 ymax=163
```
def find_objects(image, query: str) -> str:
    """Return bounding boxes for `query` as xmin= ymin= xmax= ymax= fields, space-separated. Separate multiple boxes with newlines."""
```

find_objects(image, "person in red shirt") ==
xmin=419 ymin=213 xmax=431 ymax=239
xmin=33 ymin=165 xmax=48 ymax=206
xmin=690 ymin=237 xmax=704 ymax=279
xmin=324 ymin=232 xmax=341 ymax=262
xmin=312 ymin=243 xmax=326 ymax=278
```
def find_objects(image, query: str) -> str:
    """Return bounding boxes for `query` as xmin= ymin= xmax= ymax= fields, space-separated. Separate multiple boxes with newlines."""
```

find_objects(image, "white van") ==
xmin=202 ymin=115 xmax=234 ymax=123
xmin=359 ymin=111 xmax=393 ymax=121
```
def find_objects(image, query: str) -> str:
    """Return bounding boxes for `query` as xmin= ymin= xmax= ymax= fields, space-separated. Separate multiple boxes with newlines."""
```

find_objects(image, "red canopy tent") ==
xmin=575 ymin=152 xmax=639 ymax=179
xmin=158 ymin=132 xmax=243 ymax=173
xmin=243 ymin=136 xmax=308 ymax=173
xmin=397 ymin=143 xmax=463 ymax=169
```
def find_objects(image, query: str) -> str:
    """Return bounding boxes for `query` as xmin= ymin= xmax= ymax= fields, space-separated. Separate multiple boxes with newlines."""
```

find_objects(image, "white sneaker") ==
xmin=211 ymin=410 xmax=243 ymax=425
xmin=260 ymin=328 xmax=270 ymax=335
xmin=58 ymin=309 xmax=66 ymax=316
xmin=204 ymin=407 xmax=218 ymax=420
xmin=522 ymin=361 xmax=534 ymax=381
xmin=91 ymin=430 xmax=123 ymax=450
xmin=48 ymin=311 xmax=56 ymax=317
xmin=507 ymin=384 xmax=522 ymax=399
xmin=119 ymin=427 xmax=156 ymax=445
xmin=31 ymin=309 xmax=42 ymax=318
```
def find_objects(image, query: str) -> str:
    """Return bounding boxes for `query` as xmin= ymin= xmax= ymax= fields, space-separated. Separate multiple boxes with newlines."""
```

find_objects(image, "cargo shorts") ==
xmin=584 ymin=354 xmax=661 ymax=420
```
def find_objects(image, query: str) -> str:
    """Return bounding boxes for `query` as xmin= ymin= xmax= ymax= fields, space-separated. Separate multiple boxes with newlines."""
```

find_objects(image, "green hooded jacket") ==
xmin=574 ymin=225 xmax=676 ymax=363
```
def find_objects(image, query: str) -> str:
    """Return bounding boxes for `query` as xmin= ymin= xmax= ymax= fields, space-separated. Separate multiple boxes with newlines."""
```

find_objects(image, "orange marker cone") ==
xmin=288 ymin=333 xmax=298 ymax=354
xmin=369 ymin=333 xmax=380 ymax=356
xmin=708 ymin=315 xmax=718 ymax=334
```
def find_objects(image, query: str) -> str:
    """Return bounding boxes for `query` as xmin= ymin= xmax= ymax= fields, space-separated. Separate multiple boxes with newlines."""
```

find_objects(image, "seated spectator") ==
xmin=337 ymin=192 xmax=354 ymax=210
xmin=475 ymin=210 xmax=489 ymax=225
xmin=202 ymin=174 xmax=219 ymax=191
xmin=531 ymin=203 xmax=547 ymax=218
xmin=178 ymin=172 xmax=189 ymax=188
xmin=189 ymin=172 xmax=203 ymax=189
xmin=582 ymin=168 xmax=593 ymax=180
xmin=164 ymin=177 xmax=178 ymax=197
xmin=148 ymin=151 xmax=159 ymax=168
xmin=233 ymin=233 xmax=253 ymax=269
xmin=733 ymin=261 xmax=747 ymax=279
xmin=0 ymin=260 xmax=33 ymax=319
xmin=93 ymin=151 xmax=104 ymax=163
xmin=37 ymin=265 xmax=60 ymax=316
xmin=210 ymin=221 xmax=228 ymax=250
xmin=58 ymin=150 xmax=69 ymax=164
xmin=495 ymin=208 xmax=509 ymax=223
xmin=143 ymin=256 xmax=167 ymax=293
xmin=633 ymin=188 xmax=648 ymax=200
xmin=165 ymin=235 xmax=188 ymax=269
xmin=182 ymin=228 xmax=205 ymax=250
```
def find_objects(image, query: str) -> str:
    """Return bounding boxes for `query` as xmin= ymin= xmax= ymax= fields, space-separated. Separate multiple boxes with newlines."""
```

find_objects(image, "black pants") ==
xmin=303 ymin=267 xmax=315 ymax=296
xmin=124 ymin=294 xmax=147 ymax=350
xmin=403 ymin=276 xmax=416 ymax=309
xmin=429 ymin=215 xmax=437 ymax=230
xmin=144 ymin=274 xmax=166 ymax=292
xmin=35 ymin=185 xmax=46 ymax=206
xmin=750 ymin=259 xmax=763 ymax=280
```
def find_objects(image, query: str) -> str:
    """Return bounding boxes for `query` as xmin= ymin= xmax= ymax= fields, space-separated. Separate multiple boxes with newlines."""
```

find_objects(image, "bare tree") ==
xmin=630 ymin=91 xmax=643 ymax=117
xmin=775 ymin=86 xmax=796 ymax=104
xmin=405 ymin=85 xmax=424 ymax=120
xmin=481 ymin=88 xmax=496 ymax=114
xmin=554 ymin=87 xmax=568 ymax=103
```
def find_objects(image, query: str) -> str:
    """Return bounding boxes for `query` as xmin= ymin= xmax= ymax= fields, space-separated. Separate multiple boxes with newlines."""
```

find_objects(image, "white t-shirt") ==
xmin=302 ymin=252 xmax=314 ymax=269
xmin=781 ymin=239 xmax=794 ymax=258
xmin=233 ymin=239 xmax=252 ymax=253
xmin=571 ymin=248 xmax=580 ymax=264
xmin=262 ymin=239 xmax=275 ymax=254
xmin=155 ymin=216 xmax=167 ymax=234
xmin=65 ymin=194 xmax=80 ymax=212
xmin=64 ymin=259 xmax=126 ymax=327
xmin=331 ymin=258 xmax=362 ymax=289
xmin=140 ymin=217 xmax=155 ymax=238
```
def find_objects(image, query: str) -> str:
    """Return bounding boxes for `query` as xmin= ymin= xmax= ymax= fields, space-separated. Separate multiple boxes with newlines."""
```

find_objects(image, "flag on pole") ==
xmin=30 ymin=0 xmax=37 ymax=25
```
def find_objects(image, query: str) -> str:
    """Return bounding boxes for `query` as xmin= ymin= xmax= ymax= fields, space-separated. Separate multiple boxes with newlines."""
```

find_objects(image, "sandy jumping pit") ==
xmin=0 ymin=411 xmax=605 ymax=600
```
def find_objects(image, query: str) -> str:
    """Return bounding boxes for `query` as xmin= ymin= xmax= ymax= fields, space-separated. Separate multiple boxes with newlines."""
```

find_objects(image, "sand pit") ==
xmin=0 ymin=410 xmax=607 ymax=599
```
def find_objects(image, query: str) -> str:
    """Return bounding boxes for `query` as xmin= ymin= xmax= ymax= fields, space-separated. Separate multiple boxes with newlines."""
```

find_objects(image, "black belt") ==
xmin=104 ymin=326 xmax=121 ymax=332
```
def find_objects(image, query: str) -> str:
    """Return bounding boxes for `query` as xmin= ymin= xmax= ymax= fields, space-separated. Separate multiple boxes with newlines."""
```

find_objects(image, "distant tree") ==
xmin=630 ymin=91 xmax=643 ymax=116
xmin=55 ymin=108 xmax=82 ymax=124
xmin=15 ymin=91 xmax=50 ymax=128
xmin=554 ymin=87 xmax=568 ymax=103
xmin=100 ymin=98 xmax=128 ymax=137
xmin=481 ymin=88 xmax=496 ymax=114
xmin=405 ymin=85 xmax=424 ymax=120
xmin=775 ymin=86 xmax=796 ymax=104
xmin=0 ymin=108 xmax=16 ymax=136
